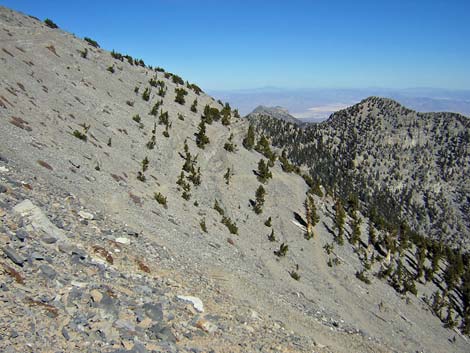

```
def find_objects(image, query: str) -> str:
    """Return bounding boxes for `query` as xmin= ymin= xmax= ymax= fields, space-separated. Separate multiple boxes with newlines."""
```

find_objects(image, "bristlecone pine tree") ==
xmin=195 ymin=118 xmax=209 ymax=149
xmin=256 ymin=159 xmax=272 ymax=184
xmin=243 ymin=125 xmax=255 ymax=150
xmin=334 ymin=199 xmax=346 ymax=245
xmin=254 ymin=185 xmax=266 ymax=214
xmin=304 ymin=194 xmax=319 ymax=239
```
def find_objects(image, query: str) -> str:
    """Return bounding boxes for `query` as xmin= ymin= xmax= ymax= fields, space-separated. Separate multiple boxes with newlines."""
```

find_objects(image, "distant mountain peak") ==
xmin=247 ymin=105 xmax=304 ymax=125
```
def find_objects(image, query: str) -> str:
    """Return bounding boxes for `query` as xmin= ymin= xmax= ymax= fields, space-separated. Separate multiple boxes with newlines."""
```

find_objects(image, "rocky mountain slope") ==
xmin=249 ymin=97 xmax=470 ymax=249
xmin=249 ymin=106 xmax=304 ymax=126
xmin=1 ymin=6 xmax=469 ymax=353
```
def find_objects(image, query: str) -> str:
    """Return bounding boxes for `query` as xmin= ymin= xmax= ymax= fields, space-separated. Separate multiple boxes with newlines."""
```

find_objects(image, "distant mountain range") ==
xmin=211 ymin=87 xmax=470 ymax=122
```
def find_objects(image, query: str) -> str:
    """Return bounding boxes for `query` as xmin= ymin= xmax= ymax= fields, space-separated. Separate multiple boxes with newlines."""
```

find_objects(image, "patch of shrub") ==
xmin=44 ymin=19 xmax=58 ymax=29
xmin=73 ymin=130 xmax=87 ymax=141
xmin=142 ymin=87 xmax=151 ymax=101
xmin=289 ymin=271 xmax=300 ymax=281
xmin=84 ymin=37 xmax=100 ymax=48
xmin=214 ymin=200 xmax=225 ymax=216
xmin=274 ymin=243 xmax=288 ymax=257
xmin=200 ymin=218 xmax=207 ymax=233
xmin=154 ymin=192 xmax=168 ymax=208
xmin=172 ymin=74 xmax=184 ymax=85
xmin=174 ymin=88 xmax=188 ymax=105
xmin=222 ymin=216 xmax=238 ymax=235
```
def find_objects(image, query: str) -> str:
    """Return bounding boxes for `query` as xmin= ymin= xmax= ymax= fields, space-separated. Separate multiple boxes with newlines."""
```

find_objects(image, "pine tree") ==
xmin=195 ymin=119 xmax=209 ymax=149
xmin=254 ymin=185 xmax=266 ymax=214
xmin=304 ymin=195 xmax=319 ymax=239
xmin=350 ymin=210 xmax=362 ymax=245
xmin=257 ymin=159 xmax=272 ymax=184
xmin=243 ymin=125 xmax=255 ymax=150
xmin=268 ymin=229 xmax=276 ymax=241
xmin=221 ymin=103 xmax=231 ymax=125
xmin=334 ymin=199 xmax=345 ymax=245
xmin=415 ymin=246 xmax=426 ymax=281
xmin=264 ymin=216 xmax=272 ymax=227
xmin=279 ymin=150 xmax=294 ymax=172
xmin=191 ymin=99 xmax=198 ymax=113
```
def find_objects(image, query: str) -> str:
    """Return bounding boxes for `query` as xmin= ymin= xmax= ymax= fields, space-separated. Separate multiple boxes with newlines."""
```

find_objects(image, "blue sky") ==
xmin=2 ymin=0 xmax=469 ymax=90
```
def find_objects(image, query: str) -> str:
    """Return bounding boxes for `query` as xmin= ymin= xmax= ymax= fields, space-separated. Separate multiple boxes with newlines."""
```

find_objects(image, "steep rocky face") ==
xmin=251 ymin=96 xmax=470 ymax=249
xmin=248 ymin=105 xmax=304 ymax=125
xmin=1 ymin=6 xmax=470 ymax=353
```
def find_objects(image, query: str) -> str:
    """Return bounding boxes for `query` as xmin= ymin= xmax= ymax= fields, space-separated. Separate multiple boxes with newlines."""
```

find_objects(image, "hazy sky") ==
xmin=3 ymin=0 xmax=469 ymax=90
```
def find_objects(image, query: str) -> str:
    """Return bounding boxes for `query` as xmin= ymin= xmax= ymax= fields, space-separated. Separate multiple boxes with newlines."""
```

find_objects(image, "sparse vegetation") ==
xmin=142 ymin=87 xmax=151 ymax=101
xmin=214 ymin=200 xmax=224 ymax=216
xmin=243 ymin=125 xmax=255 ymax=150
xmin=44 ymin=18 xmax=58 ymax=29
xmin=268 ymin=229 xmax=276 ymax=241
xmin=200 ymin=218 xmax=207 ymax=233
xmin=253 ymin=185 xmax=266 ymax=214
xmin=356 ymin=270 xmax=371 ymax=284
xmin=265 ymin=217 xmax=272 ymax=227
xmin=154 ymin=192 xmax=168 ymax=208
xmin=224 ymin=168 xmax=233 ymax=185
xmin=84 ymin=37 xmax=100 ymax=48
xmin=274 ymin=243 xmax=288 ymax=257
xmin=174 ymin=88 xmax=188 ymax=105
xmin=334 ymin=199 xmax=345 ymax=245
xmin=289 ymin=270 xmax=300 ymax=281
xmin=191 ymin=99 xmax=198 ymax=113
xmin=256 ymin=159 xmax=272 ymax=184
xmin=195 ymin=118 xmax=209 ymax=149
xmin=224 ymin=133 xmax=237 ymax=152
xmin=221 ymin=216 xmax=238 ymax=235
xmin=304 ymin=194 xmax=319 ymax=240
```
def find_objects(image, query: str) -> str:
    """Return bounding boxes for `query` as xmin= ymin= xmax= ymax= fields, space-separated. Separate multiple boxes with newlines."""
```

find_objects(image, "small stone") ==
xmin=90 ymin=289 xmax=103 ymax=303
xmin=143 ymin=303 xmax=163 ymax=322
xmin=148 ymin=324 xmax=176 ymax=343
xmin=40 ymin=264 xmax=57 ymax=279
xmin=41 ymin=236 xmax=57 ymax=244
xmin=3 ymin=246 xmax=25 ymax=266
xmin=78 ymin=211 xmax=94 ymax=220
xmin=0 ymin=185 xmax=7 ymax=193
xmin=61 ymin=327 xmax=70 ymax=341
xmin=114 ymin=319 xmax=135 ymax=332
xmin=0 ymin=166 xmax=9 ymax=173
xmin=177 ymin=295 xmax=204 ymax=313
xmin=14 ymin=229 xmax=28 ymax=241
xmin=115 ymin=237 xmax=130 ymax=245
xmin=30 ymin=252 xmax=45 ymax=261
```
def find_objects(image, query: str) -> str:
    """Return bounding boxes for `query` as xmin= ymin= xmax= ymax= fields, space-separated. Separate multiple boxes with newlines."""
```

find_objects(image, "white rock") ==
xmin=78 ymin=211 xmax=94 ymax=220
xmin=0 ymin=166 xmax=9 ymax=173
xmin=115 ymin=237 xmax=131 ymax=245
xmin=177 ymin=295 xmax=204 ymax=313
